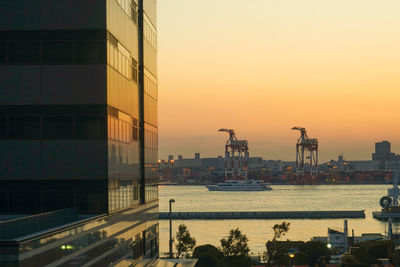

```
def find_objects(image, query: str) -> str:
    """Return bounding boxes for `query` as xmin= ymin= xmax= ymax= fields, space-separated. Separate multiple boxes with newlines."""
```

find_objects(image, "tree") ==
xmin=265 ymin=221 xmax=290 ymax=267
xmin=220 ymin=228 xmax=251 ymax=267
xmin=220 ymin=228 xmax=250 ymax=257
xmin=295 ymin=241 xmax=331 ymax=267
xmin=175 ymin=224 xmax=196 ymax=258
xmin=193 ymin=244 xmax=225 ymax=267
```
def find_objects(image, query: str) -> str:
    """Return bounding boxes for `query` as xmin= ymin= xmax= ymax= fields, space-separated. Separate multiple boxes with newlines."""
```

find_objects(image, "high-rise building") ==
xmin=372 ymin=141 xmax=394 ymax=161
xmin=0 ymin=0 xmax=158 ymax=265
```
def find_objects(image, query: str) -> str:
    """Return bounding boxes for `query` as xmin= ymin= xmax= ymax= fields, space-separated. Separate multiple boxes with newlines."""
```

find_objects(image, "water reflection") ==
xmin=159 ymin=185 xmax=391 ymax=254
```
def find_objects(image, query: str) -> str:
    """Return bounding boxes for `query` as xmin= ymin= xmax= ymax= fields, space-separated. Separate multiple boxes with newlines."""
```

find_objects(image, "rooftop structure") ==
xmin=373 ymin=141 xmax=395 ymax=162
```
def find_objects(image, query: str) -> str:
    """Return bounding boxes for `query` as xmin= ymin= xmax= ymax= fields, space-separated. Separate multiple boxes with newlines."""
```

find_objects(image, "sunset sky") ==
xmin=157 ymin=0 xmax=400 ymax=162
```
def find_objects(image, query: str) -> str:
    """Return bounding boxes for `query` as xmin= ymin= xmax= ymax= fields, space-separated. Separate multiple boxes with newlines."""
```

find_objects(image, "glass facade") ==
xmin=0 ymin=0 xmax=159 ymax=264
xmin=106 ymin=0 xmax=159 ymax=209
xmin=0 ymin=202 xmax=159 ymax=267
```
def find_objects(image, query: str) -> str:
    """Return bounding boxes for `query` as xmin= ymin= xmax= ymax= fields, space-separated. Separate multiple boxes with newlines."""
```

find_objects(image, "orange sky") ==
xmin=157 ymin=0 xmax=400 ymax=162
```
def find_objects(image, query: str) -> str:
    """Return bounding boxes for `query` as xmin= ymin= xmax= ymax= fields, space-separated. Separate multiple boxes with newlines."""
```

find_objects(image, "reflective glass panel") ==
xmin=8 ymin=41 xmax=40 ymax=63
xmin=42 ymin=117 xmax=73 ymax=139
xmin=0 ymin=117 xmax=6 ymax=139
xmin=42 ymin=41 xmax=74 ymax=63
xmin=0 ymin=42 xmax=6 ymax=63
xmin=76 ymin=116 xmax=106 ymax=139
xmin=76 ymin=41 xmax=106 ymax=63
xmin=9 ymin=117 xmax=40 ymax=139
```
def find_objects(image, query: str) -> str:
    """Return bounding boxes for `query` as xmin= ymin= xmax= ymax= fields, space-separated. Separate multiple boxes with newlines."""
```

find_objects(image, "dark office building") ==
xmin=0 ymin=0 xmax=158 ymax=265
xmin=372 ymin=141 xmax=395 ymax=161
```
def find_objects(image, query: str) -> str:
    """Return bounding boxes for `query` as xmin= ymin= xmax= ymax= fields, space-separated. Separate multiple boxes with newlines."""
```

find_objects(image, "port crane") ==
xmin=218 ymin=128 xmax=249 ymax=180
xmin=292 ymin=127 xmax=318 ymax=176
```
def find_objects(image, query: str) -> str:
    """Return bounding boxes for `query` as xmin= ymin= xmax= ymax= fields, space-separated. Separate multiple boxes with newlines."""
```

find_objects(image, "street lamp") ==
xmin=169 ymin=199 xmax=175 ymax=258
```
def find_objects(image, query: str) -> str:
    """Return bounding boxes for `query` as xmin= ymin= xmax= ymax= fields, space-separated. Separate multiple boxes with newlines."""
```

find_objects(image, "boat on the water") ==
xmin=205 ymin=179 xmax=272 ymax=191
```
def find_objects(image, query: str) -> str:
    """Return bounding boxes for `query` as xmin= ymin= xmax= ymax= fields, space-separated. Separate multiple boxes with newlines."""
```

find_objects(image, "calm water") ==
xmin=159 ymin=184 xmax=397 ymax=254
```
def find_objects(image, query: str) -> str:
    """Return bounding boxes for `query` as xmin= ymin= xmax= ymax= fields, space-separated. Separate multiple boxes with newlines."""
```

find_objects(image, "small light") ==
xmin=289 ymin=253 xmax=295 ymax=258
xmin=61 ymin=245 xmax=66 ymax=250
xmin=327 ymin=243 xmax=332 ymax=248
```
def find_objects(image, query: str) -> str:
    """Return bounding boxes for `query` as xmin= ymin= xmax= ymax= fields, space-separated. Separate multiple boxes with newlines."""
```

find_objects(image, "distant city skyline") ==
xmin=158 ymin=0 xmax=400 ymax=162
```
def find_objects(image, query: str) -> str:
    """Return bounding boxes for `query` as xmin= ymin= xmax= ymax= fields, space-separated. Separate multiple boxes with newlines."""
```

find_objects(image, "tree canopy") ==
xmin=296 ymin=241 xmax=331 ymax=267
xmin=265 ymin=221 xmax=291 ymax=267
xmin=220 ymin=228 xmax=250 ymax=257
xmin=193 ymin=244 xmax=225 ymax=267
xmin=175 ymin=224 xmax=196 ymax=258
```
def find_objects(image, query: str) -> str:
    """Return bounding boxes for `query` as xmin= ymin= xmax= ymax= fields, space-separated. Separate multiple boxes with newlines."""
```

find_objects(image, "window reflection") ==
xmin=76 ymin=116 xmax=106 ymax=139
xmin=10 ymin=117 xmax=40 ymax=139
xmin=108 ymin=114 xmax=141 ymax=144
xmin=0 ymin=117 xmax=7 ymax=139
xmin=8 ymin=41 xmax=40 ymax=63
xmin=42 ymin=41 xmax=74 ymax=63
xmin=0 ymin=42 xmax=6 ymax=63
xmin=76 ymin=41 xmax=106 ymax=63
xmin=42 ymin=117 xmax=74 ymax=139
xmin=14 ymin=208 xmax=158 ymax=265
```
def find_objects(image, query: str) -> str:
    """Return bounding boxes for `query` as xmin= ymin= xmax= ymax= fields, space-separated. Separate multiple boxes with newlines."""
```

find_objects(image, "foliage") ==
xmin=220 ymin=228 xmax=251 ymax=267
xmin=220 ymin=228 xmax=250 ymax=257
xmin=175 ymin=224 xmax=196 ymax=258
xmin=344 ymin=240 xmax=394 ymax=266
xmin=295 ymin=241 xmax=331 ymax=267
xmin=265 ymin=221 xmax=290 ymax=267
xmin=264 ymin=245 xmax=291 ymax=266
xmin=193 ymin=244 xmax=225 ymax=267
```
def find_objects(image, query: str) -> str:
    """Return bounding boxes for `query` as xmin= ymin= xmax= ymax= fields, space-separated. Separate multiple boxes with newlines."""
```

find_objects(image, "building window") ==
xmin=9 ymin=117 xmax=40 ymax=139
xmin=42 ymin=117 xmax=74 ymax=139
xmin=144 ymin=20 xmax=157 ymax=50
xmin=132 ymin=119 xmax=138 ymax=141
xmin=0 ymin=117 xmax=7 ymax=139
xmin=131 ymin=57 xmax=138 ymax=83
xmin=144 ymin=74 xmax=157 ymax=100
xmin=42 ymin=41 xmax=74 ymax=64
xmin=115 ymin=0 xmax=138 ymax=25
xmin=76 ymin=41 xmax=106 ymax=64
xmin=131 ymin=7 xmax=138 ymax=24
xmin=76 ymin=116 xmax=106 ymax=139
xmin=0 ymin=42 xmax=6 ymax=63
xmin=8 ymin=41 xmax=41 ymax=63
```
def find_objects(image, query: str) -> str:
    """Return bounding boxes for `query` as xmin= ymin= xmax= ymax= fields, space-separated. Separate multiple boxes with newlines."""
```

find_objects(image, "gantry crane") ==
xmin=291 ymin=127 xmax=318 ymax=176
xmin=218 ymin=128 xmax=249 ymax=180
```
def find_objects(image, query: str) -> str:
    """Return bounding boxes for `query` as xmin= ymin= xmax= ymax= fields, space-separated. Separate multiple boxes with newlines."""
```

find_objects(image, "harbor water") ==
xmin=159 ymin=184 xmax=396 ymax=254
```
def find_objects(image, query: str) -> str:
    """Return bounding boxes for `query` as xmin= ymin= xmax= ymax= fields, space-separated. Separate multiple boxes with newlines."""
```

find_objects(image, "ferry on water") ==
xmin=205 ymin=179 xmax=272 ymax=191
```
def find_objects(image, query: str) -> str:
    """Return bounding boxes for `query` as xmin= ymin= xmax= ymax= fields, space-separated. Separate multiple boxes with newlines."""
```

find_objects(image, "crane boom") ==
xmin=291 ymin=126 xmax=318 ymax=176
xmin=218 ymin=128 xmax=249 ymax=180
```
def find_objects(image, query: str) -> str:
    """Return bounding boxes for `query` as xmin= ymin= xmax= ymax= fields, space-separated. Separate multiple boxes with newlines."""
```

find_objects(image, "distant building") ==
xmin=373 ymin=141 xmax=395 ymax=161
xmin=347 ymin=160 xmax=378 ymax=171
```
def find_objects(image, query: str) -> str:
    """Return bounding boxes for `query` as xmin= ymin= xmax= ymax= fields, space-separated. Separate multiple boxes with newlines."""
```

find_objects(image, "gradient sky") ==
xmin=157 ymin=0 xmax=400 ymax=162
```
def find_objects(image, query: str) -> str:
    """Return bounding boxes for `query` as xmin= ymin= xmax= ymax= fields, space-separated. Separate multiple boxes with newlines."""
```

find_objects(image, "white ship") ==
xmin=208 ymin=129 xmax=272 ymax=191
xmin=205 ymin=179 xmax=272 ymax=191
